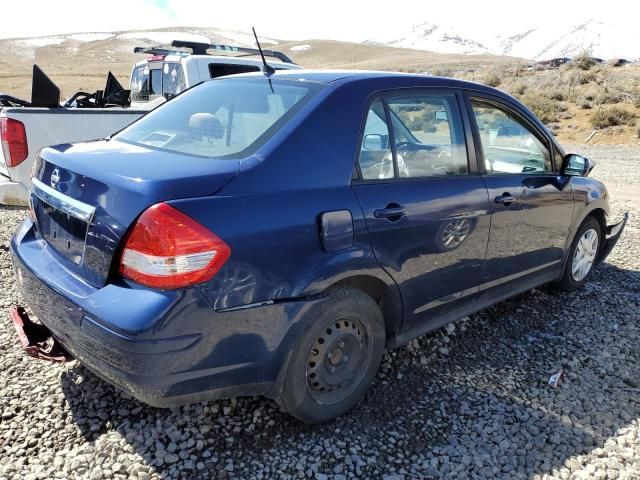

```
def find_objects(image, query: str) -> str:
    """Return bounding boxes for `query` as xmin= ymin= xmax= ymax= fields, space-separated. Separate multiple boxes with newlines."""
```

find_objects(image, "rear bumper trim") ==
xmin=599 ymin=212 xmax=629 ymax=263
xmin=31 ymin=177 xmax=95 ymax=222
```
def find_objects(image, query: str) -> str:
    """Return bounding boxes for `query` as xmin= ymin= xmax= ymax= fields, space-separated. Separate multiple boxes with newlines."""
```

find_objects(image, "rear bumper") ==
xmin=0 ymin=174 xmax=29 ymax=206
xmin=10 ymin=220 xmax=310 ymax=407
xmin=598 ymin=212 xmax=629 ymax=263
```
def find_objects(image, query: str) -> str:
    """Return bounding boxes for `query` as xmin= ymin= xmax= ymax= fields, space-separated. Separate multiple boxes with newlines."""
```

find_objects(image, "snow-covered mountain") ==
xmin=3 ymin=27 xmax=279 ymax=61
xmin=4 ymin=22 xmax=638 ymax=63
xmin=384 ymin=19 xmax=640 ymax=60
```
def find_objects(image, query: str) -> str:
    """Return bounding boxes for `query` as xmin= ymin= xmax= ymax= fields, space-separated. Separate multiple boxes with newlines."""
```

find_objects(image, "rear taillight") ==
xmin=0 ymin=118 xmax=28 ymax=167
xmin=119 ymin=203 xmax=231 ymax=289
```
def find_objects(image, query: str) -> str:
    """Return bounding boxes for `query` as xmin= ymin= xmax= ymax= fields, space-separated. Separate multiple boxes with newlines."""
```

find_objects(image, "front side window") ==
xmin=116 ymin=78 xmax=322 ymax=159
xmin=357 ymin=93 xmax=469 ymax=180
xmin=387 ymin=94 xmax=468 ymax=177
xmin=471 ymin=100 xmax=552 ymax=174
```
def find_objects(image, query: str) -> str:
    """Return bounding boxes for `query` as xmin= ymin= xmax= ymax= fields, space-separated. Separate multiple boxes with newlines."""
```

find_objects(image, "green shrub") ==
xmin=511 ymin=81 xmax=528 ymax=95
xmin=481 ymin=71 xmax=502 ymax=87
xmin=590 ymin=106 xmax=637 ymax=129
xmin=596 ymin=90 xmax=624 ymax=105
xmin=572 ymin=51 xmax=597 ymax=71
xmin=580 ymin=99 xmax=593 ymax=110
xmin=568 ymin=70 xmax=597 ymax=85
xmin=546 ymin=89 xmax=565 ymax=101
xmin=519 ymin=94 xmax=563 ymax=124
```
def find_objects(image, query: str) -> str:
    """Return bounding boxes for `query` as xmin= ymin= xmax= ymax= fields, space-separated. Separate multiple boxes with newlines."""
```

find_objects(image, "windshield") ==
xmin=117 ymin=78 xmax=322 ymax=158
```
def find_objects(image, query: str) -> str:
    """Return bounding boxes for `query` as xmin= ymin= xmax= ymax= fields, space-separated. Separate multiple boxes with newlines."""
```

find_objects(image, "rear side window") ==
xmin=358 ymin=93 xmax=468 ymax=180
xmin=209 ymin=63 xmax=261 ymax=78
xmin=162 ymin=63 xmax=186 ymax=98
xmin=387 ymin=94 xmax=468 ymax=176
xmin=116 ymin=78 xmax=323 ymax=159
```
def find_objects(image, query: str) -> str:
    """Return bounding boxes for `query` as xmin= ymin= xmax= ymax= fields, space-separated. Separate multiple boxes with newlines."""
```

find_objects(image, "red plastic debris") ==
xmin=9 ymin=306 xmax=72 ymax=363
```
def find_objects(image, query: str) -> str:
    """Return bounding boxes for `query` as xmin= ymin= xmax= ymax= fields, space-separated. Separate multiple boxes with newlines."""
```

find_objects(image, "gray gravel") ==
xmin=1 ymin=144 xmax=639 ymax=480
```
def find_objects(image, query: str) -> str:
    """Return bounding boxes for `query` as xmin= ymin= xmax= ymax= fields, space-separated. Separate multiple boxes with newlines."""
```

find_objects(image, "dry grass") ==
xmin=474 ymin=62 xmax=640 ymax=144
xmin=0 ymin=29 xmax=519 ymax=100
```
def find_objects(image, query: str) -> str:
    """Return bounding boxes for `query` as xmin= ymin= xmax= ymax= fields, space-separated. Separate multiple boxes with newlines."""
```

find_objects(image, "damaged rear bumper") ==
xmin=598 ymin=212 xmax=629 ymax=263
xmin=9 ymin=306 xmax=72 ymax=362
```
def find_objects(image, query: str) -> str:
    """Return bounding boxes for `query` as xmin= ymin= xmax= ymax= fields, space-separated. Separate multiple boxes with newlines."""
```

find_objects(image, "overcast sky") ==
xmin=0 ymin=0 xmax=635 ymax=41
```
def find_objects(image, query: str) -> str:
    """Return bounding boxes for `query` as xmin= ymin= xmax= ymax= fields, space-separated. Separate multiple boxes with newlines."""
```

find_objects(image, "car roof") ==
xmin=234 ymin=69 xmax=499 ymax=93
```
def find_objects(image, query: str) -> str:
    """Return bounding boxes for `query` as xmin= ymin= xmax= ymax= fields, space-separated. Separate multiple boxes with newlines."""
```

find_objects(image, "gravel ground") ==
xmin=1 ymin=144 xmax=638 ymax=480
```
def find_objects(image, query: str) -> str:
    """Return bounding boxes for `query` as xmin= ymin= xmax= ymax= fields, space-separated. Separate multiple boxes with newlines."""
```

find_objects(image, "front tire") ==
xmin=279 ymin=288 xmax=385 ymax=423
xmin=555 ymin=216 xmax=601 ymax=291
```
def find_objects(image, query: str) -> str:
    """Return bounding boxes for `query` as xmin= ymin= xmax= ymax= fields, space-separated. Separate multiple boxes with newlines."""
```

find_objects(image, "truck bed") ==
xmin=1 ymin=107 xmax=146 ymax=205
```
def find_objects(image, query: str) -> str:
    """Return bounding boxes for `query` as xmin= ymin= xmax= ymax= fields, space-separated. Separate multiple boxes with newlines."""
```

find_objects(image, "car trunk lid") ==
xmin=31 ymin=139 xmax=239 ymax=288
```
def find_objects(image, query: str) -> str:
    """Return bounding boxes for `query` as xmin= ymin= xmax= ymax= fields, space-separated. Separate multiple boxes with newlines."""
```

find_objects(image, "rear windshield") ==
xmin=130 ymin=63 xmax=186 ymax=102
xmin=117 ymin=78 xmax=322 ymax=158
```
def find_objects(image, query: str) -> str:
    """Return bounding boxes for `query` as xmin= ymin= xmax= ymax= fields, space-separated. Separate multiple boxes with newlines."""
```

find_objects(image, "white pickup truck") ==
xmin=0 ymin=41 xmax=300 ymax=205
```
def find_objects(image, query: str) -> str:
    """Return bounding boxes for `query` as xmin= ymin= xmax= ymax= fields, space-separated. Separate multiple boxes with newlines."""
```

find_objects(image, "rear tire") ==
xmin=555 ymin=216 xmax=601 ymax=291
xmin=279 ymin=288 xmax=385 ymax=423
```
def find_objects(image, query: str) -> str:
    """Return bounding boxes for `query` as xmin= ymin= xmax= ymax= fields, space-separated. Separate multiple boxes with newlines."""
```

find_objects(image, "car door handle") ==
xmin=495 ymin=193 xmax=516 ymax=206
xmin=374 ymin=205 xmax=406 ymax=220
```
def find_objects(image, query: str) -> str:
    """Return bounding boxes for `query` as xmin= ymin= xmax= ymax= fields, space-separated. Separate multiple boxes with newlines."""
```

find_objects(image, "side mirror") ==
xmin=561 ymin=154 xmax=594 ymax=177
xmin=435 ymin=110 xmax=448 ymax=121
xmin=363 ymin=134 xmax=385 ymax=151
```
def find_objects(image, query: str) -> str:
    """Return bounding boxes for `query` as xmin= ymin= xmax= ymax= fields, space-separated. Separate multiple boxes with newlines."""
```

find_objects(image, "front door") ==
xmin=467 ymin=97 xmax=574 ymax=294
xmin=352 ymin=91 xmax=491 ymax=331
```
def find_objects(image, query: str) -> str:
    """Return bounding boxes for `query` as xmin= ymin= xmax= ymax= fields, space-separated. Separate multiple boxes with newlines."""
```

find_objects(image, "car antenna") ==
xmin=252 ymin=27 xmax=275 ymax=77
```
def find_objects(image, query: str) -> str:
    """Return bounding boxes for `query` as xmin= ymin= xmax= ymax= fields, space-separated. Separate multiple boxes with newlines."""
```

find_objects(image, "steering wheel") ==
xmin=437 ymin=149 xmax=451 ymax=159
xmin=363 ymin=151 xmax=409 ymax=179
xmin=395 ymin=141 xmax=419 ymax=152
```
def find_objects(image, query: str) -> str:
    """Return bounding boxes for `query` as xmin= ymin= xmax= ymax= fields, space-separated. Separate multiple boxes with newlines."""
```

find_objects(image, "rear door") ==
xmin=352 ymin=90 xmax=491 ymax=331
xmin=465 ymin=95 xmax=574 ymax=294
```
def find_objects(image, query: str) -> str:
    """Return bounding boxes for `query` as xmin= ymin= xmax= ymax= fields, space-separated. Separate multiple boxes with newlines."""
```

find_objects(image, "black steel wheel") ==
xmin=277 ymin=288 xmax=385 ymax=423
xmin=306 ymin=316 xmax=370 ymax=402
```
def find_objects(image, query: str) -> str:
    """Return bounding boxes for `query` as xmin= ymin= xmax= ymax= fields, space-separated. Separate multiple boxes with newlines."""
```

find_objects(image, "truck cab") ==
xmin=129 ymin=41 xmax=301 ymax=107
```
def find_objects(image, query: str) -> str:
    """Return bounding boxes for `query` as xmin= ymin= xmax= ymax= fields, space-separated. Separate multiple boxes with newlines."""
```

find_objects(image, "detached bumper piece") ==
xmin=599 ymin=212 xmax=629 ymax=263
xmin=9 ymin=306 xmax=72 ymax=362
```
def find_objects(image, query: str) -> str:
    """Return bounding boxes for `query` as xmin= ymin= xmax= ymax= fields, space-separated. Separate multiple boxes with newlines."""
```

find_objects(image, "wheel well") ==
xmin=329 ymin=275 xmax=400 ymax=339
xmin=587 ymin=208 xmax=607 ymax=243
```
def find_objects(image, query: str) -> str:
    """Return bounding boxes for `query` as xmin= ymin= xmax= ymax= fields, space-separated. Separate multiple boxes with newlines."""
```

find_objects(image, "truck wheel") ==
xmin=279 ymin=288 xmax=385 ymax=423
xmin=555 ymin=216 xmax=601 ymax=291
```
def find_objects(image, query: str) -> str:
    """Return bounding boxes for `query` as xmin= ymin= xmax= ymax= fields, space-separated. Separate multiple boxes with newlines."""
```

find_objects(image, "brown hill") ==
xmin=0 ymin=27 xmax=520 ymax=100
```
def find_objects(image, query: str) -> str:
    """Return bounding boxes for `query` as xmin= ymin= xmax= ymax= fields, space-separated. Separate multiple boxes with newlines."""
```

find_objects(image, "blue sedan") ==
xmin=9 ymin=71 xmax=627 ymax=423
